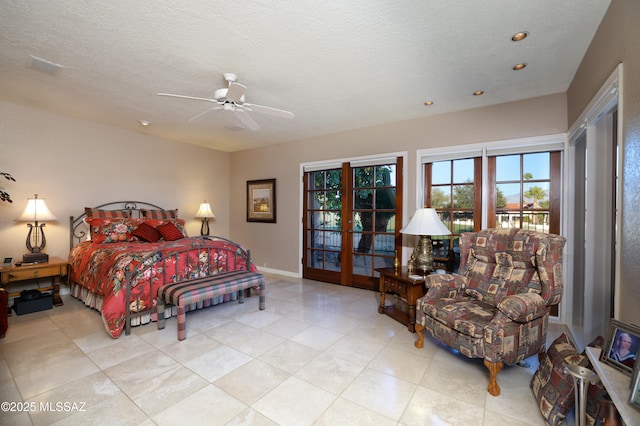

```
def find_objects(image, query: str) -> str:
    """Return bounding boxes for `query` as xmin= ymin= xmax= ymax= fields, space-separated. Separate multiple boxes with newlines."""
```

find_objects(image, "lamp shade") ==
xmin=17 ymin=194 xmax=56 ymax=222
xmin=195 ymin=202 xmax=215 ymax=218
xmin=401 ymin=208 xmax=450 ymax=236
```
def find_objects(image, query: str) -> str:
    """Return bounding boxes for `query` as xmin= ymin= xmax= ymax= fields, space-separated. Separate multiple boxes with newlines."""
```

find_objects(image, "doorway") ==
xmin=302 ymin=157 xmax=403 ymax=291
xmin=566 ymin=65 xmax=621 ymax=348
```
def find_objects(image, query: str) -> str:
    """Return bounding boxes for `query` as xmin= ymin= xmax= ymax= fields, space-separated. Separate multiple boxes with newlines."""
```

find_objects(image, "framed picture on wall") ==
xmin=247 ymin=179 xmax=276 ymax=223
xmin=600 ymin=319 xmax=640 ymax=375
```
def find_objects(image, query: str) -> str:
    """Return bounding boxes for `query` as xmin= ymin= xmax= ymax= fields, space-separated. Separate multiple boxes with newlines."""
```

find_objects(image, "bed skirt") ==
xmin=70 ymin=282 xmax=237 ymax=337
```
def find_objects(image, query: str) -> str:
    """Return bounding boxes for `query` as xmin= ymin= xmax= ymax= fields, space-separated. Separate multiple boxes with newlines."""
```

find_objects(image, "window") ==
xmin=421 ymin=137 xmax=564 ymax=271
xmin=426 ymin=157 xmax=482 ymax=267
xmin=487 ymin=151 xmax=561 ymax=234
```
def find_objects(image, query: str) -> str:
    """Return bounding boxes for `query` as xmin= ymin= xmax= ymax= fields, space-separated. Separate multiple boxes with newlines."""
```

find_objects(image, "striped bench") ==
xmin=157 ymin=270 xmax=266 ymax=340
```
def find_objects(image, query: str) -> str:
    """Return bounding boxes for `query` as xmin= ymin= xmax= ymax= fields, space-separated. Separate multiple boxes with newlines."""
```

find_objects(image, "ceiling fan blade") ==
xmin=234 ymin=109 xmax=260 ymax=131
xmin=243 ymin=103 xmax=294 ymax=119
xmin=188 ymin=106 xmax=223 ymax=122
xmin=157 ymin=93 xmax=216 ymax=102
xmin=225 ymin=82 xmax=246 ymax=103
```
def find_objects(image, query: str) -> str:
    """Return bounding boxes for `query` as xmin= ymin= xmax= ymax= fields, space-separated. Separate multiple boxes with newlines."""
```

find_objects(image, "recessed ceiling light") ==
xmin=138 ymin=120 xmax=151 ymax=126
xmin=512 ymin=32 xmax=528 ymax=42
xmin=513 ymin=63 xmax=527 ymax=71
xmin=424 ymin=101 xmax=433 ymax=106
xmin=473 ymin=90 xmax=484 ymax=96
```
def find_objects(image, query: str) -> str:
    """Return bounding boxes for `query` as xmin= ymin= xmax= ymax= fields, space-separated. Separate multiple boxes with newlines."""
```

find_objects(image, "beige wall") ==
xmin=229 ymin=93 xmax=567 ymax=273
xmin=0 ymin=101 xmax=230 ymax=262
xmin=567 ymin=0 xmax=640 ymax=325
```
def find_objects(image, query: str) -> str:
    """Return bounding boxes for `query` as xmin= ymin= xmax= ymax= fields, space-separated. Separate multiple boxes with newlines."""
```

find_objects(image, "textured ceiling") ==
xmin=0 ymin=1 xmax=611 ymax=152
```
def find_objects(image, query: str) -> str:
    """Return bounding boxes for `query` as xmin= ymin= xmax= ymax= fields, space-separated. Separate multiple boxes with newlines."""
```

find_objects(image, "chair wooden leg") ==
xmin=414 ymin=323 xmax=425 ymax=348
xmin=484 ymin=360 xmax=504 ymax=396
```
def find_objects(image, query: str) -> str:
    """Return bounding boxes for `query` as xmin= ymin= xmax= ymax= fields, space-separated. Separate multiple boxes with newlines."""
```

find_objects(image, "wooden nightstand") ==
xmin=0 ymin=256 xmax=67 ymax=307
xmin=376 ymin=267 xmax=426 ymax=332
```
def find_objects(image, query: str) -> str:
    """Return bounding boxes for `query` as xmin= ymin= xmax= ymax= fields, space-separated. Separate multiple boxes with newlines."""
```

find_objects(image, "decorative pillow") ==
xmin=132 ymin=222 xmax=161 ymax=243
xmin=466 ymin=252 xmax=540 ymax=306
xmin=140 ymin=208 xmax=178 ymax=219
xmin=156 ymin=221 xmax=184 ymax=241
xmin=531 ymin=333 xmax=590 ymax=425
xmin=496 ymin=292 xmax=547 ymax=322
xmin=87 ymin=218 xmax=143 ymax=243
xmin=145 ymin=219 xmax=188 ymax=238
xmin=85 ymin=207 xmax=129 ymax=218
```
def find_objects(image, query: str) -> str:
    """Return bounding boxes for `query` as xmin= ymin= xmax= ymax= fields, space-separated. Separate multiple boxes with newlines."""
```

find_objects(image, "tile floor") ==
xmin=1 ymin=274 xmax=569 ymax=425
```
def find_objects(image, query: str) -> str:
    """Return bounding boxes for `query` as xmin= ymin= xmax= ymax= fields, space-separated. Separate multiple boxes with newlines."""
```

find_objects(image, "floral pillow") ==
xmin=87 ymin=218 xmax=144 ymax=244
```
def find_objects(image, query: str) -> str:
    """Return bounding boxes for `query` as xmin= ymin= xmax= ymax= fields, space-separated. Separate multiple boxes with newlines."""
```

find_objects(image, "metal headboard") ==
xmin=69 ymin=201 xmax=164 ymax=250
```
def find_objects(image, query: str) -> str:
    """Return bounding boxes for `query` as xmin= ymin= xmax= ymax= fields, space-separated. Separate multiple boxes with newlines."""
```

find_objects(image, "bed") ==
xmin=68 ymin=201 xmax=260 ymax=338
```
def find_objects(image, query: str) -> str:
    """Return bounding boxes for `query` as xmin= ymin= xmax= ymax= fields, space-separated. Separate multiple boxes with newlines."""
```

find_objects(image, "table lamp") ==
xmin=195 ymin=201 xmax=215 ymax=236
xmin=401 ymin=208 xmax=451 ymax=275
xmin=17 ymin=194 xmax=56 ymax=263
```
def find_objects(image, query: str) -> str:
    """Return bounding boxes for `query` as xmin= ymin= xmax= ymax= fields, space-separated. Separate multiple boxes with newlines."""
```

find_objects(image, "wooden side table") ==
xmin=376 ymin=267 xmax=426 ymax=332
xmin=0 ymin=256 xmax=67 ymax=307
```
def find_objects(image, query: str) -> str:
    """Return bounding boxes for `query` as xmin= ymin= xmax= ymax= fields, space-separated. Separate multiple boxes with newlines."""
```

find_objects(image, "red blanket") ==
xmin=69 ymin=237 xmax=256 ymax=338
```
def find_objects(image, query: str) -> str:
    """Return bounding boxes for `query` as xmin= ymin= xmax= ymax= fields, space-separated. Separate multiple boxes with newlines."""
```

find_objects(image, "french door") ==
xmin=302 ymin=157 xmax=403 ymax=291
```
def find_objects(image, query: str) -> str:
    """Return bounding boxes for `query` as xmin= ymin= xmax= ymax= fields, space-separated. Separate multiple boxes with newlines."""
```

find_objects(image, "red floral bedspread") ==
xmin=68 ymin=237 xmax=257 ymax=338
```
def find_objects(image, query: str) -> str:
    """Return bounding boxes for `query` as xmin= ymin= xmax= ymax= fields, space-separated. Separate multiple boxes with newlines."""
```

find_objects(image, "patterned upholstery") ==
xmin=414 ymin=228 xmax=566 ymax=396
xmin=157 ymin=270 xmax=266 ymax=341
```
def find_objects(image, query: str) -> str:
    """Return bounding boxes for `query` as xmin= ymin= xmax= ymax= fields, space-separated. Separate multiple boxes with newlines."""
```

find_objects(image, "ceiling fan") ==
xmin=157 ymin=73 xmax=294 ymax=131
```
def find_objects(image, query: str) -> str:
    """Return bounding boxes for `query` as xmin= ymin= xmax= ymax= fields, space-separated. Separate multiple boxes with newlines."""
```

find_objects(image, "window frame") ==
xmin=418 ymin=135 xmax=565 ymax=231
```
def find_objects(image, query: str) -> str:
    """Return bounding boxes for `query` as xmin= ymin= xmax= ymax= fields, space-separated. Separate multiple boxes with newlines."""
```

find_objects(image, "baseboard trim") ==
xmin=256 ymin=266 xmax=300 ymax=278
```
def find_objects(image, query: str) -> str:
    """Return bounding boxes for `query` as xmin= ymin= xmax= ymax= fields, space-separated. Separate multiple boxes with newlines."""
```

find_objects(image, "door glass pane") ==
xmin=307 ymin=249 xmax=321 ymax=268
xmin=326 ymin=170 xmax=342 ymax=189
xmin=354 ymin=167 xmax=373 ymax=188
xmin=352 ymin=254 xmax=369 ymax=275
xmin=375 ymin=188 xmax=396 ymax=209
xmin=354 ymin=190 xmax=372 ymax=207
xmin=373 ymin=232 xmax=394 ymax=254
xmin=352 ymin=164 xmax=397 ymax=279
xmin=324 ymin=251 xmax=340 ymax=271
xmin=305 ymin=168 xmax=342 ymax=275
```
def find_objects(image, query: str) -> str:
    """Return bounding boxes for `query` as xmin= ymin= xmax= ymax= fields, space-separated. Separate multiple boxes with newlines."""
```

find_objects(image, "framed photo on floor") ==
xmin=246 ymin=179 xmax=276 ymax=223
xmin=600 ymin=319 xmax=640 ymax=375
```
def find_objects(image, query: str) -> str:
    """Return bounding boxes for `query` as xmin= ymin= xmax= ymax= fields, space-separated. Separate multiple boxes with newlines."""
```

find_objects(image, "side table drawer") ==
xmin=5 ymin=265 xmax=63 ymax=282
xmin=383 ymin=277 xmax=406 ymax=295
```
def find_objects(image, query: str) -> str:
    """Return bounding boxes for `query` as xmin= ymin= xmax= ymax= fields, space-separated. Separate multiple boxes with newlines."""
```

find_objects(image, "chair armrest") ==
xmin=496 ymin=293 xmax=548 ymax=322
xmin=424 ymin=273 xmax=466 ymax=300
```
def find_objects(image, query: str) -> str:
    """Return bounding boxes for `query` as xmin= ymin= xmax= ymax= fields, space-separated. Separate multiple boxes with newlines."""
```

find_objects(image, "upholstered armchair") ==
xmin=414 ymin=228 xmax=566 ymax=396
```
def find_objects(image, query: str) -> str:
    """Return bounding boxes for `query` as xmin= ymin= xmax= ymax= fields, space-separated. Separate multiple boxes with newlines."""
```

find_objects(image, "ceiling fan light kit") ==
xmin=157 ymin=72 xmax=294 ymax=131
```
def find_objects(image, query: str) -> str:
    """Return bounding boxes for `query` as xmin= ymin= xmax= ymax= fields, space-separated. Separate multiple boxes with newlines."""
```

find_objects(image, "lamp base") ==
xmin=23 ymin=252 xmax=48 ymax=264
xmin=412 ymin=235 xmax=433 ymax=275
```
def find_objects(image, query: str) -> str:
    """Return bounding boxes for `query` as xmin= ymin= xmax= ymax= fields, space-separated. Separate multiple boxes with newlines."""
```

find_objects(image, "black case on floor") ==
xmin=13 ymin=291 xmax=53 ymax=315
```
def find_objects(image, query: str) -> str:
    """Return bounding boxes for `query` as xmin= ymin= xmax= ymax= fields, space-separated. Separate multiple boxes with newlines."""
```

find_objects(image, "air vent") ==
xmin=28 ymin=55 xmax=64 ymax=76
